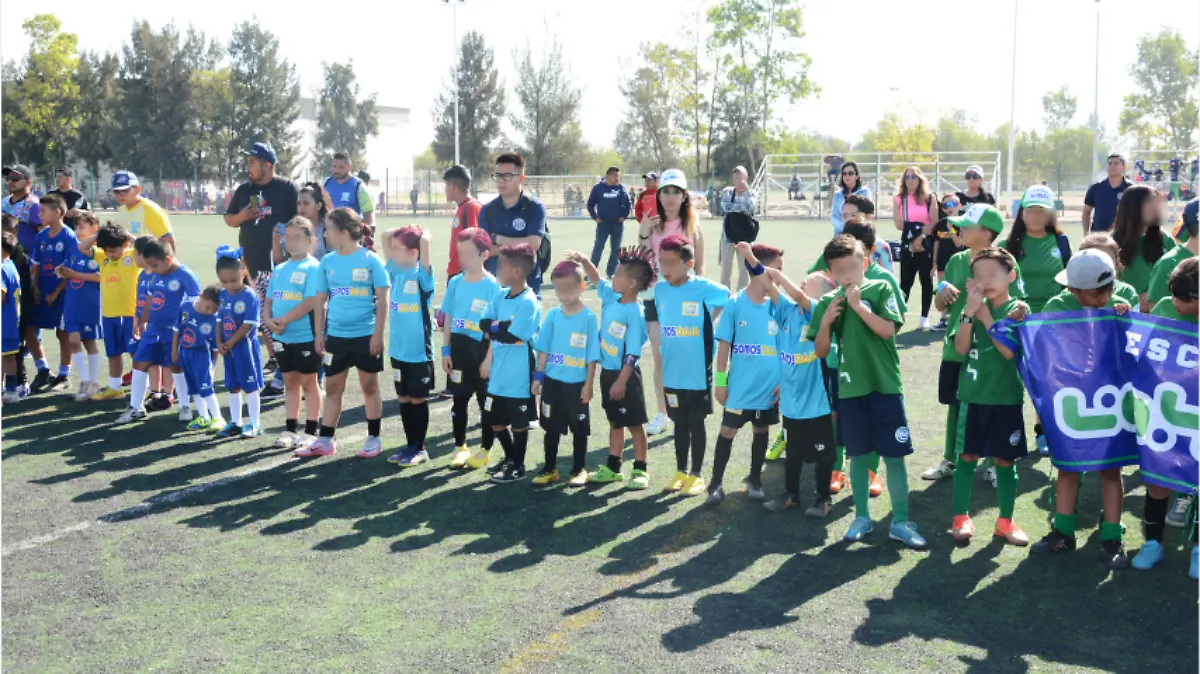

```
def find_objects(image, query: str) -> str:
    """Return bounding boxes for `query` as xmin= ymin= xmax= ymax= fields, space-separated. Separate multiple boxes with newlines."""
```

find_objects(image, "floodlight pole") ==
xmin=1005 ymin=0 xmax=1018 ymax=214
xmin=1091 ymin=0 xmax=1100 ymax=182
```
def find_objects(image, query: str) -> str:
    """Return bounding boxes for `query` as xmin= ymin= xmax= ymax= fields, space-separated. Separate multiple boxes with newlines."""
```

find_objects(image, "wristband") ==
xmin=533 ymin=371 xmax=546 ymax=384
xmin=936 ymin=280 xmax=951 ymax=294
xmin=749 ymin=262 xmax=765 ymax=277
xmin=714 ymin=371 xmax=728 ymax=387
xmin=441 ymin=345 xmax=451 ymax=357
xmin=622 ymin=354 xmax=639 ymax=366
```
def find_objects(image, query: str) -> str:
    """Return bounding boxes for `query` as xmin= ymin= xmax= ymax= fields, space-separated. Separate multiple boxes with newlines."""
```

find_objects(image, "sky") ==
xmin=3 ymin=0 xmax=1198 ymax=153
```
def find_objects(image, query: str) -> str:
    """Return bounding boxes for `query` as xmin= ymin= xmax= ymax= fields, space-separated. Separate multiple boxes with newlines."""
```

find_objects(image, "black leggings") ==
xmin=674 ymin=416 xmax=708 ymax=475
xmin=451 ymin=388 xmax=494 ymax=450
xmin=899 ymin=248 xmax=934 ymax=318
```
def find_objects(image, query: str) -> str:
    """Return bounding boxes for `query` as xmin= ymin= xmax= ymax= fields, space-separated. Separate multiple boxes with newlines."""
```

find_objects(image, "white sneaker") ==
xmin=74 ymin=383 xmax=92 ymax=402
xmin=984 ymin=466 xmax=997 ymax=488
xmin=1167 ymin=495 xmax=1193 ymax=528
xmin=1 ymin=389 xmax=20 ymax=404
xmin=178 ymin=406 xmax=195 ymax=422
xmin=291 ymin=433 xmax=314 ymax=454
xmin=921 ymin=460 xmax=955 ymax=481
xmin=115 ymin=407 xmax=147 ymax=424
xmin=647 ymin=412 xmax=669 ymax=435
xmin=274 ymin=431 xmax=299 ymax=449
xmin=919 ymin=316 xmax=930 ymax=330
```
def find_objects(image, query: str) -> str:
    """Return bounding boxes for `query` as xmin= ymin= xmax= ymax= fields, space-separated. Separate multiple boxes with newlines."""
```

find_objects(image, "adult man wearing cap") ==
xmin=224 ymin=142 xmax=299 ymax=399
xmin=587 ymin=166 xmax=632 ymax=278
xmin=635 ymin=172 xmax=659 ymax=224
xmin=443 ymin=164 xmax=483 ymax=279
xmin=323 ymin=153 xmax=375 ymax=229
xmin=1082 ymin=153 xmax=1131 ymax=236
xmin=3 ymin=164 xmax=43 ymax=396
xmin=719 ymin=166 xmax=757 ymax=291
xmin=47 ymin=168 xmax=90 ymax=230
xmin=111 ymin=171 xmax=174 ymax=246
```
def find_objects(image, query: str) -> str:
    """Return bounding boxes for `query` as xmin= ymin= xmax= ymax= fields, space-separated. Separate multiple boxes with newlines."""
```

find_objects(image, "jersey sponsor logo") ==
xmin=779 ymin=351 xmax=818 ymax=366
xmin=607 ymin=321 xmax=627 ymax=339
xmin=660 ymin=325 xmax=700 ymax=338
xmin=681 ymin=301 xmax=700 ymax=317
xmin=730 ymin=343 xmax=777 ymax=356
xmin=451 ymin=317 xmax=480 ymax=332
xmin=330 ymin=286 xmax=370 ymax=297
xmin=601 ymin=340 xmax=619 ymax=357
xmin=289 ymin=271 xmax=307 ymax=285
xmin=469 ymin=298 xmax=489 ymax=314
xmin=568 ymin=332 xmax=587 ymax=348
xmin=351 ymin=268 xmax=369 ymax=282
xmin=150 ymin=292 xmax=167 ymax=312
xmin=272 ymin=290 xmax=303 ymax=301
xmin=222 ymin=316 xmax=237 ymax=334
xmin=546 ymin=353 xmax=587 ymax=368
xmin=181 ymin=330 xmax=197 ymax=348
xmin=389 ymin=301 xmax=420 ymax=313
xmin=402 ymin=280 xmax=419 ymax=294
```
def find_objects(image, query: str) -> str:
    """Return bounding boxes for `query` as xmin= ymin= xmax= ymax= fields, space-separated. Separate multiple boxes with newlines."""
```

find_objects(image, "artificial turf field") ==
xmin=2 ymin=213 xmax=1196 ymax=673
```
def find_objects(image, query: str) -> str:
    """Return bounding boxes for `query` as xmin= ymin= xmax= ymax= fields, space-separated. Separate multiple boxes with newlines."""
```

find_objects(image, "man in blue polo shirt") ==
xmin=479 ymin=153 xmax=547 ymax=295
xmin=323 ymin=153 xmax=375 ymax=229
xmin=1082 ymin=153 xmax=1131 ymax=235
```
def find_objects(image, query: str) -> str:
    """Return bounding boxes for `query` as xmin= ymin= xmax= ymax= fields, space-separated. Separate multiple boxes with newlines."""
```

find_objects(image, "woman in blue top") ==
xmin=272 ymin=182 xmax=333 ymax=266
xmin=828 ymin=161 xmax=871 ymax=236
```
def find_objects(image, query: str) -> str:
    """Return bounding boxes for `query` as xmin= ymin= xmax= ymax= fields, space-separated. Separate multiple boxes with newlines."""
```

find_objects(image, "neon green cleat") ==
xmin=186 ymin=416 xmax=211 ymax=431
xmin=765 ymin=431 xmax=787 ymax=461
xmin=588 ymin=465 xmax=624 ymax=484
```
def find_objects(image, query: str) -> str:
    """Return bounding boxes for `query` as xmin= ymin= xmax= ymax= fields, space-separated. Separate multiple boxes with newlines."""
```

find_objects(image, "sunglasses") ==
xmin=842 ymin=170 xmax=857 ymax=176
xmin=943 ymin=200 xmax=959 ymax=209
xmin=965 ymin=173 xmax=982 ymax=180
xmin=904 ymin=173 xmax=918 ymax=179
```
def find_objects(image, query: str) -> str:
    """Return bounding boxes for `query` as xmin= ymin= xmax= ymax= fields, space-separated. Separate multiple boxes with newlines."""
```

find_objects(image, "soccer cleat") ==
xmin=568 ymin=469 xmax=589 ymax=487
xmin=241 ymin=424 xmax=262 ymax=438
xmin=147 ymin=393 xmax=173 ymax=411
xmin=763 ymin=495 xmax=794 ymax=513
xmin=1030 ymin=530 xmax=1076 ymax=554
xmin=114 ymin=407 xmax=146 ymax=424
xmin=1035 ymin=434 xmax=1049 ymax=456
xmin=532 ymin=468 xmax=560 ymax=485
xmin=291 ymin=434 xmax=315 ymax=455
xmin=274 ymin=431 xmax=300 ymax=449
xmin=387 ymin=447 xmax=413 ymax=464
xmin=1131 ymin=540 xmax=1164 ymax=571
xmin=2 ymin=389 xmax=22 ymax=404
xmin=829 ymin=470 xmax=847 ymax=494
xmin=1100 ymin=539 xmax=1129 ymax=570
xmin=919 ymin=316 xmax=930 ymax=330
xmin=950 ymin=514 xmax=975 ymax=542
xmin=765 ymin=432 xmax=787 ymax=461
xmin=868 ymin=470 xmax=883 ymax=497
xmin=663 ymin=471 xmax=687 ymax=492
xmin=1191 ymin=547 xmax=1199 ymax=579
xmin=490 ymin=463 xmax=526 ymax=483
xmin=259 ymin=383 xmax=285 ymax=400
xmin=1166 ymin=495 xmax=1193 ymax=528
xmin=28 ymin=370 xmax=51 ymax=395
xmin=844 ymin=516 xmax=874 ymax=542
xmin=588 ymin=465 xmax=624 ymax=484
xmin=358 ymin=436 xmax=382 ymax=459
xmin=805 ymin=500 xmax=830 ymax=519
xmin=682 ymin=475 xmax=707 ymax=496
xmin=398 ymin=448 xmax=431 ymax=468
xmin=921 ymin=460 xmax=955 ymax=481
xmin=215 ymin=422 xmax=243 ymax=439
xmin=186 ymin=416 xmax=211 ymax=432
xmin=298 ymin=436 xmax=337 ymax=457
xmin=465 ymin=448 xmax=491 ymax=470
xmin=448 ymin=447 xmax=472 ymax=469
xmin=74 ymin=383 xmax=92 ymax=402
xmin=889 ymin=521 xmax=929 ymax=550
xmin=206 ymin=417 xmax=227 ymax=434
xmin=704 ymin=485 xmax=725 ymax=505
xmin=487 ymin=459 xmax=510 ymax=475
xmin=646 ymin=412 xmax=669 ymax=435
xmin=984 ymin=466 xmax=997 ymax=489
xmin=90 ymin=386 xmax=125 ymax=401
xmin=47 ymin=374 xmax=70 ymax=391
xmin=744 ymin=477 xmax=765 ymax=501
xmin=993 ymin=518 xmax=1029 ymax=546
xmin=178 ymin=406 xmax=195 ymax=422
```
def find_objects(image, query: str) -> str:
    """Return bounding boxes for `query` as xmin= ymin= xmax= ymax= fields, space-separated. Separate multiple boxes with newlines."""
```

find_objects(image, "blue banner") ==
xmin=1004 ymin=310 xmax=1199 ymax=493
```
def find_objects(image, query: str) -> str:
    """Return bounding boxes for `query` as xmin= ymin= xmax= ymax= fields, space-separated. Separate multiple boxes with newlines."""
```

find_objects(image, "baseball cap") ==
xmin=965 ymin=165 xmax=984 ymax=178
xmin=948 ymin=203 xmax=1004 ymax=234
xmin=242 ymin=142 xmax=277 ymax=164
xmin=1182 ymin=198 xmax=1198 ymax=235
xmin=5 ymin=164 xmax=32 ymax=180
xmin=642 ymin=172 xmax=658 ymax=180
xmin=1054 ymin=249 xmax=1115 ymax=290
xmin=605 ymin=166 xmax=620 ymax=175
xmin=111 ymin=170 xmax=139 ymax=191
xmin=732 ymin=165 xmax=748 ymax=176
xmin=1020 ymin=184 xmax=1055 ymax=211
xmin=659 ymin=168 xmax=688 ymax=191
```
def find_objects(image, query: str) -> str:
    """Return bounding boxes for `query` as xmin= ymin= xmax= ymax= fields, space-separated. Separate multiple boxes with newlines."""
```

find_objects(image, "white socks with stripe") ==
xmin=130 ymin=370 xmax=149 ymax=411
xmin=246 ymin=390 xmax=261 ymax=428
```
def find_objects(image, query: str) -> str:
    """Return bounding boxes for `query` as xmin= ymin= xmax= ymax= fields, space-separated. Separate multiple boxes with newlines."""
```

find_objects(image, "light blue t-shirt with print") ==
xmin=313 ymin=247 xmax=390 ymax=339
xmin=442 ymin=272 xmax=501 ymax=342
xmin=596 ymin=280 xmax=647 ymax=372
xmin=385 ymin=260 xmax=435 ymax=363
xmin=653 ymin=275 xmax=730 ymax=391
xmin=714 ymin=290 xmax=780 ymax=411
xmin=267 ymin=256 xmax=320 ymax=343
xmin=774 ymin=294 xmax=831 ymax=420
xmin=483 ymin=286 xmax=542 ymax=398
xmin=534 ymin=305 xmax=600 ymax=384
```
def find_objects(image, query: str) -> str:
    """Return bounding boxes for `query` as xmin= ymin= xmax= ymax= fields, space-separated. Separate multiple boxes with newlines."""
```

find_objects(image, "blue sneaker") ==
xmin=215 ymin=422 xmax=243 ymax=439
xmin=889 ymin=521 xmax=929 ymax=550
xmin=241 ymin=424 xmax=262 ymax=438
xmin=398 ymin=448 xmax=430 ymax=468
xmin=1036 ymin=434 xmax=1049 ymax=456
xmin=1191 ymin=547 xmax=1198 ymax=580
xmin=843 ymin=516 xmax=874 ymax=542
xmin=1131 ymin=540 xmax=1164 ymax=571
xmin=387 ymin=446 xmax=413 ymax=464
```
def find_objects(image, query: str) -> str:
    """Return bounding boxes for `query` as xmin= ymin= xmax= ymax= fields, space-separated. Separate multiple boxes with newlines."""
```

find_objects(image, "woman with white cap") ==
xmin=638 ymin=168 xmax=707 ymax=436
xmin=955 ymin=165 xmax=996 ymax=210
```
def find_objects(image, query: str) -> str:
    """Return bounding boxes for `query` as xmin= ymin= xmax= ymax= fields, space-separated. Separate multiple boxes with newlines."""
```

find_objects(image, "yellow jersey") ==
xmin=117 ymin=198 xmax=172 ymax=239
xmin=100 ymin=247 xmax=141 ymax=318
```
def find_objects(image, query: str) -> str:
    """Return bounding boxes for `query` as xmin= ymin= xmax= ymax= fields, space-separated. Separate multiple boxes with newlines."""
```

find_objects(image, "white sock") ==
xmin=193 ymin=394 xmax=209 ymax=419
xmin=88 ymin=353 xmax=103 ymax=384
xmin=172 ymin=372 xmax=190 ymax=409
xmin=229 ymin=391 xmax=243 ymax=425
xmin=204 ymin=394 xmax=222 ymax=420
xmin=72 ymin=351 xmax=88 ymax=383
xmin=108 ymin=376 xmax=123 ymax=391
xmin=130 ymin=370 xmax=149 ymax=411
xmin=247 ymin=390 xmax=261 ymax=428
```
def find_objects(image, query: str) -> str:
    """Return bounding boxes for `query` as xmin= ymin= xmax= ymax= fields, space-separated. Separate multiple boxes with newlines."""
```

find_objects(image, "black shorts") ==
xmin=273 ymin=340 xmax=320 ymax=375
xmin=821 ymin=360 xmax=839 ymax=413
xmin=664 ymin=387 xmax=712 ymax=423
xmin=935 ymin=240 xmax=963 ymax=272
xmin=642 ymin=299 xmax=659 ymax=323
xmin=447 ymin=332 xmax=489 ymax=396
xmin=540 ymin=378 xmax=591 ymax=436
xmin=323 ymin=335 xmax=384 ymax=376
xmin=721 ymin=405 xmax=779 ymax=430
xmin=956 ymin=402 xmax=1028 ymax=461
xmin=600 ymin=367 xmax=648 ymax=428
xmin=483 ymin=394 xmax=536 ymax=431
xmin=837 ymin=393 xmax=913 ymax=458
xmin=783 ymin=414 xmax=837 ymax=464
xmin=391 ymin=358 xmax=435 ymax=399
xmin=938 ymin=360 xmax=962 ymax=405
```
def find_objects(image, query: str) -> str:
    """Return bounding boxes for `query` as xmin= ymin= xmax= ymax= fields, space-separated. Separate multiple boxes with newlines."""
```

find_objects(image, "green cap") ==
xmin=1020 ymin=184 xmax=1055 ymax=211
xmin=949 ymin=203 xmax=1005 ymax=234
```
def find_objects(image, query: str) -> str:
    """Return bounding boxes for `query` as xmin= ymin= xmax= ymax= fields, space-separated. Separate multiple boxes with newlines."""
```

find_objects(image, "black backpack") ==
xmin=484 ymin=196 xmax=552 ymax=274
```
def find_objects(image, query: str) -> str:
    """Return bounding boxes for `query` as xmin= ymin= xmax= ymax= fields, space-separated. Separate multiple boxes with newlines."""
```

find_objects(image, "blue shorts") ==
xmin=32 ymin=296 xmax=64 ymax=330
xmin=2 ymin=333 xmax=19 ymax=355
xmin=837 ymin=392 xmax=913 ymax=458
xmin=955 ymin=402 xmax=1028 ymax=461
xmin=102 ymin=316 xmax=138 ymax=357
xmin=223 ymin=338 xmax=264 ymax=393
xmin=133 ymin=328 xmax=176 ymax=367
xmin=179 ymin=348 xmax=215 ymax=398
xmin=63 ymin=319 xmax=102 ymax=341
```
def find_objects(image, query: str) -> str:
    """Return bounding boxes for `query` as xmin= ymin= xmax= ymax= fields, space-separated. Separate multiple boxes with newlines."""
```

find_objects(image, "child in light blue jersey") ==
xmin=382 ymin=225 xmax=436 ymax=468
xmin=530 ymin=260 xmax=600 ymax=486
xmin=214 ymin=247 xmax=264 ymax=438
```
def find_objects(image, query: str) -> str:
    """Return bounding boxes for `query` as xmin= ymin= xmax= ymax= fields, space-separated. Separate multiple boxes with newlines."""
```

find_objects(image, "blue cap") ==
xmin=1183 ymin=198 xmax=1198 ymax=233
xmin=242 ymin=142 xmax=277 ymax=164
xmin=111 ymin=170 xmax=139 ymax=191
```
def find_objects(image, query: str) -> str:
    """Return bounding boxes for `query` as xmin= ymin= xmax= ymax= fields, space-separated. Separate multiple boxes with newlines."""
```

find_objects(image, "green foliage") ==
xmin=72 ymin=51 xmax=120 ymax=181
xmin=226 ymin=21 xmax=301 ymax=174
xmin=613 ymin=43 xmax=687 ymax=173
xmin=433 ymin=31 xmax=506 ymax=187
xmin=313 ymin=61 xmax=379 ymax=174
xmin=1 ymin=15 xmax=80 ymax=171
xmin=1042 ymin=86 xmax=1078 ymax=130
xmin=509 ymin=36 xmax=583 ymax=175
xmin=1119 ymin=28 xmax=1198 ymax=150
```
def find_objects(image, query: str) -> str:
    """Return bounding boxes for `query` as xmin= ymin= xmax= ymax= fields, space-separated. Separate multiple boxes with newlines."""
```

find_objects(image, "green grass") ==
xmin=2 ymin=214 xmax=1196 ymax=673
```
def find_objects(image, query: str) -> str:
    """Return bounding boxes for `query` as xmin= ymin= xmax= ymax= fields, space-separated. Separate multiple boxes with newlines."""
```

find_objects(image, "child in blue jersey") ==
xmin=706 ymin=243 xmax=786 ymax=505
xmin=569 ymin=248 xmax=654 ymax=489
xmin=654 ymin=234 xmax=731 ymax=496
xmin=28 ymin=193 xmax=79 ymax=393
xmin=264 ymin=217 xmax=323 ymax=455
xmin=530 ymin=260 xmax=600 ymax=486
xmin=309 ymin=208 xmax=391 ymax=458
xmin=2 ymin=232 xmax=21 ymax=401
xmin=56 ymin=212 xmax=106 ymax=401
xmin=172 ymin=285 xmax=225 ymax=432
xmin=442 ymin=228 xmax=501 ymax=470
xmin=116 ymin=238 xmax=201 ymax=424
xmin=480 ymin=243 xmax=542 ymax=484
xmin=213 ymin=247 xmax=265 ymax=438
xmin=382 ymin=225 xmax=436 ymax=468
xmin=131 ymin=236 xmax=165 ymax=407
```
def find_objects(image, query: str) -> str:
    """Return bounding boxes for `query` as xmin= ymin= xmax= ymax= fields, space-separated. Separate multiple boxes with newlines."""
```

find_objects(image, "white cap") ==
xmin=732 ymin=165 xmax=748 ymax=176
xmin=659 ymin=168 xmax=688 ymax=191
xmin=965 ymin=165 xmax=984 ymax=178
xmin=1054 ymin=249 xmax=1115 ymax=290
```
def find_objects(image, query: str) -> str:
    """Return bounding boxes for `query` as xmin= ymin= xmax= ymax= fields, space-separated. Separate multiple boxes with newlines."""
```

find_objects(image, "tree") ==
xmin=1 ymin=15 xmax=80 ymax=171
xmin=1119 ymin=29 xmax=1198 ymax=150
xmin=226 ymin=21 xmax=301 ymax=176
xmin=188 ymin=67 xmax=236 ymax=187
xmin=613 ymin=44 xmax=684 ymax=172
xmin=72 ymin=50 xmax=120 ymax=185
xmin=933 ymin=110 xmax=994 ymax=152
xmin=508 ymin=36 xmax=583 ymax=175
xmin=858 ymin=109 xmax=935 ymax=158
xmin=433 ymin=31 xmax=505 ymax=186
xmin=1042 ymin=86 xmax=1078 ymax=130
xmin=313 ymin=61 xmax=379 ymax=175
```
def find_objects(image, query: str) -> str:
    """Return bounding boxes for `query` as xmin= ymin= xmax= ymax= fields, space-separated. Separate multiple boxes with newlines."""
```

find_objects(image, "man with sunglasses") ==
xmin=3 ymin=165 xmax=42 ymax=396
xmin=480 ymin=153 xmax=547 ymax=295
xmin=1082 ymin=153 xmax=1130 ymax=236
